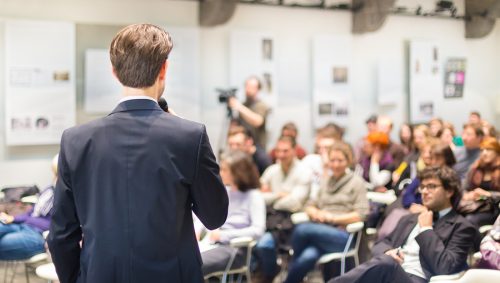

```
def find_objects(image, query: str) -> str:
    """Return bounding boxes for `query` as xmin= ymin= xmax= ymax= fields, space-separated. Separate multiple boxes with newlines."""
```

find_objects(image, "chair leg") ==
xmin=25 ymin=263 xmax=31 ymax=283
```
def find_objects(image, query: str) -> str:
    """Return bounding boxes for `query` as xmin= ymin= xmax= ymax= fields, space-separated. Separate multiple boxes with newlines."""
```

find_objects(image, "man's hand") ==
xmin=228 ymin=97 xmax=242 ymax=111
xmin=260 ymin=184 xmax=271 ymax=193
xmin=276 ymin=191 xmax=289 ymax=198
xmin=409 ymin=203 xmax=426 ymax=214
xmin=0 ymin=212 xmax=14 ymax=224
xmin=385 ymin=248 xmax=405 ymax=264
xmin=418 ymin=209 xmax=433 ymax=228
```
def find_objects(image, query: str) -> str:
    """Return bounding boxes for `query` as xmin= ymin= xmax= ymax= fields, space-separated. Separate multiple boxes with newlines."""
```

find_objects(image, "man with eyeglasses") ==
xmin=331 ymin=166 xmax=476 ymax=283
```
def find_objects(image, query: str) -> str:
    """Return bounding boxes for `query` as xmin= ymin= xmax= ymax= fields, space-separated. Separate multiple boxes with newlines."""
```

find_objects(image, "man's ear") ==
xmin=158 ymin=60 xmax=169 ymax=81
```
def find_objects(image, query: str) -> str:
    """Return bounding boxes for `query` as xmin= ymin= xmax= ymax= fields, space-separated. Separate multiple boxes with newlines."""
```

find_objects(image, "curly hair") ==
xmin=419 ymin=166 xmax=462 ymax=209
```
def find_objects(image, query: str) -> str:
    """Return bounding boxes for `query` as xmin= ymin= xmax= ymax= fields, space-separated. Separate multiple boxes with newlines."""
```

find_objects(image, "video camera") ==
xmin=216 ymin=88 xmax=238 ymax=104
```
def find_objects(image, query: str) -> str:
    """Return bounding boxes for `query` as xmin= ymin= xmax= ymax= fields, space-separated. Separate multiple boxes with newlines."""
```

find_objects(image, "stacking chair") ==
xmin=316 ymin=222 xmax=365 ymax=275
xmin=203 ymin=236 xmax=257 ymax=283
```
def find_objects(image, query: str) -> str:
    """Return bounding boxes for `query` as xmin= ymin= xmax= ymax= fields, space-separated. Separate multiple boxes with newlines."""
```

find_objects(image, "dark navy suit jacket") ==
xmin=48 ymin=99 xmax=229 ymax=283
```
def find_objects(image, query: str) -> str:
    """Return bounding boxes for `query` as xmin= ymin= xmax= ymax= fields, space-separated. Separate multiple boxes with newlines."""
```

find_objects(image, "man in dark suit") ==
xmin=331 ymin=166 xmax=476 ymax=283
xmin=47 ymin=24 xmax=229 ymax=283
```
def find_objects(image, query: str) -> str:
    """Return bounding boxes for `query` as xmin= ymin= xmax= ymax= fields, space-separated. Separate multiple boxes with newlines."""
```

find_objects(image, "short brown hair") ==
xmin=110 ymin=24 xmax=173 ymax=88
xmin=463 ymin=123 xmax=485 ymax=138
xmin=419 ymin=166 xmax=461 ymax=209
xmin=430 ymin=144 xmax=456 ymax=167
xmin=221 ymin=151 xmax=260 ymax=192
xmin=277 ymin=135 xmax=296 ymax=148
xmin=227 ymin=125 xmax=250 ymax=139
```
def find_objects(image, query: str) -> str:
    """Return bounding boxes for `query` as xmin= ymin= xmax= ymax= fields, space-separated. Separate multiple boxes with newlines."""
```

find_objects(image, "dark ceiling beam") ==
xmin=199 ymin=0 xmax=238 ymax=27
xmin=465 ymin=0 xmax=500 ymax=38
xmin=352 ymin=0 xmax=395 ymax=34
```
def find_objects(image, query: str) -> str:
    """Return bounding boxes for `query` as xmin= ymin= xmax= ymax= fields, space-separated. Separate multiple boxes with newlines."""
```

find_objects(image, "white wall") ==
xmin=0 ymin=0 xmax=499 ymax=187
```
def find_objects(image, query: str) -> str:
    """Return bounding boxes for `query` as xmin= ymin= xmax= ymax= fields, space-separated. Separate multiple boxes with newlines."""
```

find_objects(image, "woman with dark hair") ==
xmin=458 ymin=137 xmax=500 ymax=227
xmin=399 ymin=123 xmax=414 ymax=155
xmin=284 ymin=143 xmax=369 ymax=283
xmin=197 ymin=150 xmax=266 ymax=277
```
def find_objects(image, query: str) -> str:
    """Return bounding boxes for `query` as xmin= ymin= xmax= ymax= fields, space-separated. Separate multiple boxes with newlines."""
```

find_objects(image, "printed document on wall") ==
xmin=4 ymin=20 xmax=76 ymax=145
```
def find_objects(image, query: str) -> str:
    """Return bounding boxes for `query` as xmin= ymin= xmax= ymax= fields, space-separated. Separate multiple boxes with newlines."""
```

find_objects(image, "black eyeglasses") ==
xmin=418 ymin=183 xmax=442 ymax=193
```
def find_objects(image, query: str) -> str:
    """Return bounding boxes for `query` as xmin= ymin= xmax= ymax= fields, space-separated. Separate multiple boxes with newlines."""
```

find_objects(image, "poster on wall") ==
xmin=83 ymin=27 xmax=201 ymax=121
xmin=229 ymin=31 xmax=277 ymax=108
xmin=312 ymin=35 xmax=352 ymax=128
xmin=5 ymin=20 xmax=76 ymax=145
xmin=443 ymin=58 xmax=466 ymax=99
xmin=409 ymin=41 xmax=442 ymax=123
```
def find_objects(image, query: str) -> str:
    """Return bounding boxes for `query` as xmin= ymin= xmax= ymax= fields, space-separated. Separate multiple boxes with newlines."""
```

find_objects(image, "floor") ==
xmin=0 ymin=262 xmax=50 ymax=283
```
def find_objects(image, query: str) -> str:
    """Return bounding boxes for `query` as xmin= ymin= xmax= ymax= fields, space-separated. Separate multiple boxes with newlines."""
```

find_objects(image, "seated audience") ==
xmin=379 ymin=143 xmax=456 ymax=240
xmin=399 ymin=123 xmax=414 ymax=156
xmin=302 ymin=126 xmax=343 ymax=200
xmin=0 ymin=154 xmax=57 ymax=260
xmin=198 ymin=150 xmax=266 ymax=277
xmin=429 ymin=118 xmax=444 ymax=138
xmin=454 ymin=123 xmax=484 ymax=183
xmin=439 ymin=122 xmax=460 ymax=150
xmin=283 ymin=143 xmax=369 ymax=283
xmin=227 ymin=125 xmax=272 ymax=176
xmin=481 ymin=120 xmax=497 ymax=139
xmin=269 ymin=122 xmax=307 ymax=162
xmin=354 ymin=115 xmax=378 ymax=163
xmin=331 ymin=166 xmax=476 ymax=283
xmin=477 ymin=215 xmax=500 ymax=270
xmin=468 ymin=111 xmax=482 ymax=125
xmin=359 ymin=131 xmax=394 ymax=191
xmin=457 ymin=137 xmax=500 ymax=228
xmin=254 ymin=136 xmax=311 ymax=282
xmin=377 ymin=116 xmax=406 ymax=168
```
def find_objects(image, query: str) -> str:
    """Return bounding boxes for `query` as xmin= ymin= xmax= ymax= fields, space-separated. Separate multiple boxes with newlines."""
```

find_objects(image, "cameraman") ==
xmin=229 ymin=76 xmax=270 ymax=149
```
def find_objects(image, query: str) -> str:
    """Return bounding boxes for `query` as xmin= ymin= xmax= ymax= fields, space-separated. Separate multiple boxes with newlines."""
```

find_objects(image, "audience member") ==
xmin=457 ymin=137 xmax=500 ymax=228
xmin=439 ymin=122 xmax=459 ymax=150
xmin=399 ymin=123 xmax=414 ymax=155
xmin=331 ymin=166 xmax=476 ymax=283
xmin=453 ymin=123 xmax=484 ymax=182
xmin=0 ymin=154 xmax=57 ymax=260
xmin=477 ymin=215 xmax=500 ymax=270
xmin=481 ymin=120 xmax=498 ymax=139
xmin=354 ymin=115 xmax=378 ymax=163
xmin=469 ymin=111 xmax=482 ymax=125
xmin=227 ymin=125 xmax=272 ymax=175
xmin=229 ymin=76 xmax=270 ymax=149
xmin=254 ymin=136 xmax=311 ymax=281
xmin=429 ymin=118 xmax=444 ymax=138
xmin=359 ymin=131 xmax=394 ymax=191
xmin=377 ymin=116 xmax=406 ymax=168
xmin=269 ymin=122 xmax=307 ymax=162
xmin=199 ymin=150 xmax=266 ymax=277
xmin=284 ymin=143 xmax=369 ymax=283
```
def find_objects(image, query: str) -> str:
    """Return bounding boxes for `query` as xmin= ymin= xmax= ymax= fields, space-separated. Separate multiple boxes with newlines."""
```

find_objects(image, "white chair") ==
xmin=35 ymin=263 xmax=58 ymax=283
xmin=317 ymin=222 xmax=365 ymax=275
xmin=291 ymin=212 xmax=365 ymax=275
xmin=0 ymin=252 xmax=48 ymax=283
xmin=203 ymin=236 xmax=257 ymax=283
xmin=430 ymin=269 xmax=500 ymax=282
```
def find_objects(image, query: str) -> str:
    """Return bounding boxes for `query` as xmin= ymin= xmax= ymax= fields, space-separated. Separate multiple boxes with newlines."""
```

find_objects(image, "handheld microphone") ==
xmin=158 ymin=97 xmax=169 ymax=113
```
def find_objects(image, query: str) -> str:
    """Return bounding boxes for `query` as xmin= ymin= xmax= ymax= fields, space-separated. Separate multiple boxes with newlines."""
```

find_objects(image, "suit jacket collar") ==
xmin=108 ymin=99 xmax=163 ymax=115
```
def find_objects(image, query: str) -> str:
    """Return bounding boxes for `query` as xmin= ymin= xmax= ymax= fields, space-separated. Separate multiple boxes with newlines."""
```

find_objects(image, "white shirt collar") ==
xmin=119 ymin=96 xmax=157 ymax=103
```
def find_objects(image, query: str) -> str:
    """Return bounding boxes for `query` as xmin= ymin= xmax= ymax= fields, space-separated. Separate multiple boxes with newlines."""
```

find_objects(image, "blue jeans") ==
xmin=254 ymin=232 xmax=279 ymax=277
xmin=284 ymin=222 xmax=349 ymax=283
xmin=0 ymin=223 xmax=45 ymax=260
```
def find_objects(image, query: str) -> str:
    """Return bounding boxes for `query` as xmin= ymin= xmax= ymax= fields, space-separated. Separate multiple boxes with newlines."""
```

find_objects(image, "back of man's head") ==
xmin=110 ymin=24 xmax=173 ymax=88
